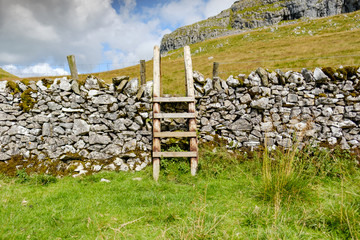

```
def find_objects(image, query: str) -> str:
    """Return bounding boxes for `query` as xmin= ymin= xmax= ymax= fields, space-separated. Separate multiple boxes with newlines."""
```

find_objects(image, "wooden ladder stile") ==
xmin=152 ymin=45 xmax=198 ymax=181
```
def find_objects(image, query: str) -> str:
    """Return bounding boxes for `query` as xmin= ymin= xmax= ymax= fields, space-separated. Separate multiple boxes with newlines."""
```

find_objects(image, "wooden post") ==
xmin=153 ymin=46 xmax=161 ymax=181
xmin=67 ymin=55 xmax=78 ymax=80
xmin=184 ymin=46 xmax=198 ymax=176
xmin=140 ymin=60 xmax=146 ymax=85
xmin=212 ymin=62 xmax=219 ymax=79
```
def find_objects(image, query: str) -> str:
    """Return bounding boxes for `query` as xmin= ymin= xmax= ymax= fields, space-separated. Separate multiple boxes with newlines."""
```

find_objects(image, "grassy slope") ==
xmin=0 ymin=68 xmax=19 ymax=80
xmin=0 ymin=146 xmax=359 ymax=239
xmin=1 ymin=11 xmax=360 ymax=95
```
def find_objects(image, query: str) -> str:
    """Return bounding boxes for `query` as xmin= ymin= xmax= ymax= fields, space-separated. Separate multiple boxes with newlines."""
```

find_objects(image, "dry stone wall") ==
xmin=0 ymin=66 xmax=359 ymax=175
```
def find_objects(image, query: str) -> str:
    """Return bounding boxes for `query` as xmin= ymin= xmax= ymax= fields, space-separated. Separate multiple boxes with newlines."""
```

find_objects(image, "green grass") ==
xmin=0 ymin=144 xmax=359 ymax=239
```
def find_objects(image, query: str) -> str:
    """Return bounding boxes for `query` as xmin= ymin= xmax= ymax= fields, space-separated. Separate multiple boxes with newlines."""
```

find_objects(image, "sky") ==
xmin=0 ymin=0 xmax=234 ymax=77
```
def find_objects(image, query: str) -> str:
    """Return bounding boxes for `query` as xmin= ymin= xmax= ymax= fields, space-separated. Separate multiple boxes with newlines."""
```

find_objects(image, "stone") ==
xmin=250 ymin=97 xmax=269 ymax=110
xmin=89 ymin=132 xmax=112 ymax=145
xmin=144 ymin=81 xmax=153 ymax=97
xmin=240 ymin=93 xmax=251 ymax=104
xmin=230 ymin=119 xmax=252 ymax=132
xmin=313 ymin=68 xmax=329 ymax=83
xmin=84 ymin=77 xmax=100 ymax=90
xmin=339 ymin=120 xmax=357 ymax=128
xmin=92 ymin=165 xmax=102 ymax=172
xmin=59 ymin=78 xmax=72 ymax=91
xmin=193 ymin=71 xmax=206 ymax=85
xmin=92 ymin=95 xmax=117 ymax=105
xmin=226 ymin=75 xmax=240 ymax=88
xmin=287 ymin=94 xmax=298 ymax=103
xmin=47 ymin=102 xmax=62 ymax=111
xmin=73 ymin=119 xmax=90 ymax=135
xmin=71 ymin=81 xmax=81 ymax=94
xmin=7 ymin=125 xmax=29 ymax=135
xmin=36 ymin=81 xmax=48 ymax=91
xmin=0 ymin=81 xmax=7 ymax=92
xmin=0 ymin=152 xmax=10 ymax=161
xmin=203 ymin=78 xmax=213 ymax=94
xmin=112 ymin=76 xmax=129 ymax=86
xmin=0 ymin=112 xmax=16 ymax=121
xmin=100 ymin=178 xmax=111 ymax=182
xmin=256 ymin=67 xmax=269 ymax=86
xmin=123 ymin=78 xmax=139 ymax=96
xmin=88 ymin=151 xmax=111 ymax=160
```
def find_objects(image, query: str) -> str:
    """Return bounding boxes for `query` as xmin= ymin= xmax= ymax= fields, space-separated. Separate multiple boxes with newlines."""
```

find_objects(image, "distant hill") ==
xmin=160 ymin=0 xmax=360 ymax=53
xmin=0 ymin=68 xmax=19 ymax=80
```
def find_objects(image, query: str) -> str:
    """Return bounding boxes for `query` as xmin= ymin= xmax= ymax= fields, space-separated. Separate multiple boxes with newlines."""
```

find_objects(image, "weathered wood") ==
xmin=184 ymin=46 xmax=195 ymax=97
xmin=213 ymin=62 xmax=219 ymax=79
xmin=184 ymin=46 xmax=198 ymax=176
xmin=153 ymin=152 xmax=198 ymax=158
xmin=140 ymin=60 xmax=146 ymax=85
xmin=153 ymin=97 xmax=195 ymax=103
xmin=154 ymin=132 xmax=197 ymax=138
xmin=154 ymin=113 xmax=196 ymax=119
xmin=67 ymin=55 xmax=78 ymax=80
xmin=152 ymin=46 xmax=161 ymax=182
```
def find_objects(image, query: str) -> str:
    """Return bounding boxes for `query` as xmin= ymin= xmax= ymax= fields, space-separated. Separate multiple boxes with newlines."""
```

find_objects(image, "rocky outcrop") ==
xmin=160 ymin=0 xmax=360 ymax=53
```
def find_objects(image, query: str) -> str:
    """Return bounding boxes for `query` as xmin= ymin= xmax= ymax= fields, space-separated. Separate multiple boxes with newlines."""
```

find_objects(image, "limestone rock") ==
xmin=226 ymin=75 xmax=240 ymax=88
xmin=124 ymin=78 xmax=139 ymax=96
xmin=73 ymin=119 xmax=90 ymax=135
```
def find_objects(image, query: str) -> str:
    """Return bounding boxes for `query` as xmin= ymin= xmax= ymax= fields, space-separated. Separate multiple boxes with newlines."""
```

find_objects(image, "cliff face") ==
xmin=160 ymin=0 xmax=360 ymax=53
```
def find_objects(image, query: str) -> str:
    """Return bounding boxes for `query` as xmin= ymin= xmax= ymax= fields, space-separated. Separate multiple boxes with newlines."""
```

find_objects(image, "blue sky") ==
xmin=0 ymin=0 xmax=234 ymax=77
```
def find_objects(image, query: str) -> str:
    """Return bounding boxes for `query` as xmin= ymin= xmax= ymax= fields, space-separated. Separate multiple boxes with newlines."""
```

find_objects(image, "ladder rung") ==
xmin=153 ymin=97 xmax=195 ymax=103
xmin=154 ymin=113 xmax=196 ymax=119
xmin=154 ymin=132 xmax=197 ymax=138
xmin=153 ymin=152 xmax=198 ymax=158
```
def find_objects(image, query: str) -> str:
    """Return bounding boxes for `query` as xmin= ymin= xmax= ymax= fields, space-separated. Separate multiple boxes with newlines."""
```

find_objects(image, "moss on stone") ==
xmin=6 ymin=81 xmax=20 ymax=94
xmin=41 ymin=78 xmax=54 ymax=88
xmin=19 ymin=89 xmax=37 ymax=112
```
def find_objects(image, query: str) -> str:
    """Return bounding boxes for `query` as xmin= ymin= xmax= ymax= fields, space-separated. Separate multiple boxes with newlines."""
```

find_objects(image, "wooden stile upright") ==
xmin=152 ymin=45 xmax=198 ymax=181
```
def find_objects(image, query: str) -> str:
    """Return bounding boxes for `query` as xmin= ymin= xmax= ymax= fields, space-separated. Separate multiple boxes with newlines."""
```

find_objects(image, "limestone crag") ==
xmin=160 ymin=0 xmax=360 ymax=53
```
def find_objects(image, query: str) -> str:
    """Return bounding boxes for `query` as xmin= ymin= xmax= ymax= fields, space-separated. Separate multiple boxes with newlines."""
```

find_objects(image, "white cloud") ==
xmin=2 ymin=63 xmax=69 ymax=78
xmin=204 ymin=0 xmax=234 ymax=18
xmin=0 ymin=0 xmax=234 ymax=76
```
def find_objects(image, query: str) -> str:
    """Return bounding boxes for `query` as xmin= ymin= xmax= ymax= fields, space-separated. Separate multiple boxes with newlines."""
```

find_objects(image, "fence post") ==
xmin=67 ymin=55 xmax=78 ymax=80
xmin=213 ymin=62 xmax=219 ymax=79
xmin=140 ymin=60 xmax=146 ymax=85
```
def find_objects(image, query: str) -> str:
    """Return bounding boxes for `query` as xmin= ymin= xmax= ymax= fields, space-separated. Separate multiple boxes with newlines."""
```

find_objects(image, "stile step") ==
xmin=153 ymin=132 xmax=197 ymax=138
xmin=154 ymin=113 xmax=196 ymax=119
xmin=153 ymin=151 xmax=198 ymax=158
xmin=153 ymin=97 xmax=195 ymax=103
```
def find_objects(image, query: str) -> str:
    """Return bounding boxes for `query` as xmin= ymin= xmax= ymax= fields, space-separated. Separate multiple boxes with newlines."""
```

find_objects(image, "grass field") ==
xmin=1 ymin=144 xmax=359 ymax=239
xmin=2 ymin=11 xmax=359 ymax=96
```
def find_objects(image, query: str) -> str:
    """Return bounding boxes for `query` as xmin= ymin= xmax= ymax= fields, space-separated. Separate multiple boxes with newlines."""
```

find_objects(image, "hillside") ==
xmin=160 ymin=0 xmax=360 ymax=53
xmin=2 ymin=10 xmax=359 ymax=95
xmin=0 ymin=68 xmax=19 ymax=80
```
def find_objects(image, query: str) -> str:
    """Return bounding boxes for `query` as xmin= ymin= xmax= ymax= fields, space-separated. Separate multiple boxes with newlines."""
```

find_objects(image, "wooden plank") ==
xmin=184 ymin=46 xmax=195 ymax=97
xmin=154 ymin=132 xmax=197 ymax=138
xmin=213 ymin=62 xmax=219 ymax=79
xmin=154 ymin=113 xmax=195 ymax=119
xmin=152 ymin=46 xmax=161 ymax=182
xmin=153 ymin=152 xmax=198 ymax=158
xmin=140 ymin=60 xmax=146 ymax=85
xmin=153 ymin=97 xmax=195 ymax=103
xmin=184 ymin=46 xmax=198 ymax=176
xmin=67 ymin=55 xmax=78 ymax=80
